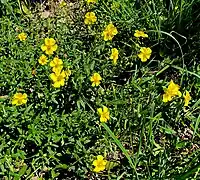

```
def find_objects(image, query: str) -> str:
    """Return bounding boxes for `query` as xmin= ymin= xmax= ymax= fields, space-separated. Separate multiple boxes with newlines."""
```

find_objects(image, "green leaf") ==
xmin=19 ymin=164 xmax=27 ymax=176
xmin=176 ymin=141 xmax=187 ymax=149
xmin=161 ymin=126 xmax=176 ymax=135
xmin=101 ymin=123 xmax=135 ymax=169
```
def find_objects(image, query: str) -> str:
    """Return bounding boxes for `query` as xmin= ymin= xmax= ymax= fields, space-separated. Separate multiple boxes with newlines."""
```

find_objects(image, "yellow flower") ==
xmin=92 ymin=155 xmax=107 ymax=173
xmin=38 ymin=54 xmax=48 ymax=65
xmin=97 ymin=106 xmax=110 ymax=123
xmin=102 ymin=23 xmax=118 ymax=41
xmin=87 ymin=0 xmax=96 ymax=3
xmin=167 ymin=80 xmax=182 ymax=97
xmin=163 ymin=92 xmax=173 ymax=103
xmin=18 ymin=33 xmax=27 ymax=41
xmin=134 ymin=30 xmax=148 ymax=38
xmin=183 ymin=90 xmax=191 ymax=106
xmin=84 ymin=12 xmax=97 ymax=25
xmin=50 ymin=57 xmax=63 ymax=73
xmin=50 ymin=70 xmax=66 ymax=88
xmin=163 ymin=80 xmax=182 ymax=102
xmin=138 ymin=47 xmax=152 ymax=62
xmin=59 ymin=0 xmax=66 ymax=7
xmin=12 ymin=93 xmax=28 ymax=106
xmin=41 ymin=38 xmax=58 ymax=55
xmin=90 ymin=73 xmax=102 ymax=87
xmin=110 ymin=48 xmax=118 ymax=65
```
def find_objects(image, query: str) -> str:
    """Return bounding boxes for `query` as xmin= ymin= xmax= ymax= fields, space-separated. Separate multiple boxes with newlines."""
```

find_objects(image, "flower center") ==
xmin=46 ymin=45 xmax=52 ymax=50
xmin=57 ymin=75 xmax=63 ymax=81
xmin=93 ymin=76 xmax=99 ymax=83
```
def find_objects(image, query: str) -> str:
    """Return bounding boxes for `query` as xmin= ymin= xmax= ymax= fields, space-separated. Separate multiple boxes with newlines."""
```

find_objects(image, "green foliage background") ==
xmin=0 ymin=0 xmax=200 ymax=179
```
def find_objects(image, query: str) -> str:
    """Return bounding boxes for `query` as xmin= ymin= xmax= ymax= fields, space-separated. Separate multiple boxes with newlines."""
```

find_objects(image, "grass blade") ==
xmin=101 ymin=123 xmax=134 ymax=168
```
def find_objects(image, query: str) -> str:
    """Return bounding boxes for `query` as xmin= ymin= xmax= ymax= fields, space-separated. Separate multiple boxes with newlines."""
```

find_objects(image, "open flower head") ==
xmin=12 ymin=93 xmax=28 ymax=106
xmin=50 ymin=70 xmax=66 ymax=88
xmin=163 ymin=80 xmax=182 ymax=102
xmin=97 ymin=106 xmax=110 ymax=123
xmin=92 ymin=155 xmax=107 ymax=173
xmin=41 ymin=38 xmax=58 ymax=55
xmin=38 ymin=54 xmax=48 ymax=65
xmin=90 ymin=73 xmax=102 ymax=87
xmin=59 ymin=0 xmax=67 ymax=7
xmin=18 ymin=33 xmax=27 ymax=41
xmin=138 ymin=47 xmax=152 ymax=62
xmin=102 ymin=23 xmax=118 ymax=41
xmin=87 ymin=0 xmax=96 ymax=3
xmin=50 ymin=57 xmax=63 ymax=73
xmin=167 ymin=80 xmax=182 ymax=97
xmin=183 ymin=90 xmax=191 ymax=106
xmin=134 ymin=30 xmax=148 ymax=38
xmin=84 ymin=12 xmax=97 ymax=25
xmin=110 ymin=48 xmax=118 ymax=65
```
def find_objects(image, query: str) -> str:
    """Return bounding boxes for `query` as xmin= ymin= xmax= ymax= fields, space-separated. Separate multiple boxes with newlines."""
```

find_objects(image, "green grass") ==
xmin=0 ymin=0 xmax=200 ymax=179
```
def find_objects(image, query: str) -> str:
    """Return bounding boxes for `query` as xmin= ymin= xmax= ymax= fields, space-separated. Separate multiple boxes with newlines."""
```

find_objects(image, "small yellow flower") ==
xmin=12 ymin=93 xmax=28 ymax=106
xmin=138 ymin=47 xmax=152 ymax=62
xmin=134 ymin=30 xmax=148 ymax=38
xmin=50 ymin=70 xmax=66 ymax=88
xmin=183 ymin=90 xmax=191 ymax=106
xmin=163 ymin=80 xmax=182 ymax=103
xmin=102 ymin=23 xmax=118 ymax=41
xmin=41 ymin=38 xmax=58 ymax=55
xmin=50 ymin=57 xmax=63 ymax=73
xmin=84 ymin=12 xmax=97 ymax=25
xmin=59 ymin=0 xmax=67 ymax=7
xmin=90 ymin=73 xmax=102 ymax=87
xmin=97 ymin=106 xmax=110 ymax=123
xmin=38 ymin=54 xmax=48 ymax=65
xmin=110 ymin=48 xmax=118 ymax=65
xmin=87 ymin=0 xmax=96 ymax=3
xmin=18 ymin=33 xmax=27 ymax=41
xmin=92 ymin=155 xmax=107 ymax=173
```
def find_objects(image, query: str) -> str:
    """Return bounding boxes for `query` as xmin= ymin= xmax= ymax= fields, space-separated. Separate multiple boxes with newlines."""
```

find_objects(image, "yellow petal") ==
xmin=93 ymin=167 xmax=100 ymax=172
xmin=50 ymin=73 xmax=57 ymax=82
xmin=53 ymin=81 xmax=61 ymax=88
xmin=138 ymin=53 xmax=147 ymax=62
xmin=95 ymin=81 xmax=100 ymax=86
xmin=52 ymin=44 xmax=58 ymax=51
xmin=103 ymin=106 xmax=108 ymax=113
xmin=103 ymin=160 xmax=107 ymax=166
xmin=92 ymin=160 xmax=98 ymax=166
xmin=60 ymin=79 xmax=65 ymax=86
xmin=97 ymin=155 xmax=104 ymax=160
xmin=22 ymin=99 xmax=27 ymax=104
xmin=41 ymin=44 xmax=47 ymax=51
xmin=163 ymin=93 xmax=172 ymax=102
xmin=97 ymin=108 xmax=103 ymax=115
xmin=12 ymin=99 xmax=18 ymax=105
xmin=45 ymin=38 xmax=55 ymax=46
xmin=45 ymin=49 xmax=54 ymax=55
xmin=22 ymin=93 xmax=27 ymax=99
xmin=178 ymin=91 xmax=182 ymax=97
xmin=100 ymin=116 xmax=107 ymax=122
